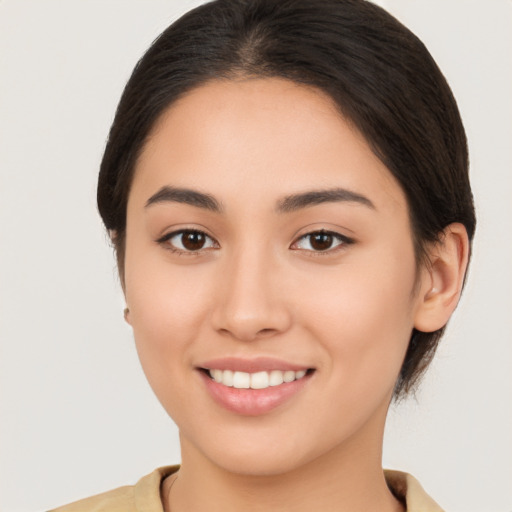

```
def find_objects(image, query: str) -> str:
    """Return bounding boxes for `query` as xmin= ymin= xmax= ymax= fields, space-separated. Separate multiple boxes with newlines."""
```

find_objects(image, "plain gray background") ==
xmin=1 ymin=1 xmax=511 ymax=511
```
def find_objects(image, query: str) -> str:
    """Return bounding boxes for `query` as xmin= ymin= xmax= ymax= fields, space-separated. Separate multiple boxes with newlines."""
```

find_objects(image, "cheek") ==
xmin=124 ymin=248 xmax=215 ymax=390
xmin=299 ymin=248 xmax=416 ymax=392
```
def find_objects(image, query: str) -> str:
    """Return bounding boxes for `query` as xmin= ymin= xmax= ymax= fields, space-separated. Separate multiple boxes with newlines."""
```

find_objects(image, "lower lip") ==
xmin=199 ymin=370 xmax=312 ymax=416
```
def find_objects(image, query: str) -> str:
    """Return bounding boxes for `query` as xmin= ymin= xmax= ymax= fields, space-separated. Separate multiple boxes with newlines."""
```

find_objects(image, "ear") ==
xmin=414 ymin=223 xmax=470 ymax=333
xmin=124 ymin=307 xmax=132 ymax=325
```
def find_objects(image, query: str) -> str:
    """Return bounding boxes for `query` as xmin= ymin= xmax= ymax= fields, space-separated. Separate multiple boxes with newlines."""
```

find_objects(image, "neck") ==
xmin=164 ymin=414 xmax=404 ymax=512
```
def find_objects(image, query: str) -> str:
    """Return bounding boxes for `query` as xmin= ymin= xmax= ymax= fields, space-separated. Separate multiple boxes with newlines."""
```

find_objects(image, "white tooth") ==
xmin=233 ymin=371 xmax=250 ymax=389
xmin=269 ymin=370 xmax=284 ymax=386
xmin=222 ymin=370 xmax=234 ymax=387
xmin=283 ymin=370 xmax=295 ymax=383
xmin=295 ymin=370 xmax=306 ymax=379
xmin=250 ymin=371 xmax=270 ymax=389
xmin=211 ymin=369 xmax=223 ymax=383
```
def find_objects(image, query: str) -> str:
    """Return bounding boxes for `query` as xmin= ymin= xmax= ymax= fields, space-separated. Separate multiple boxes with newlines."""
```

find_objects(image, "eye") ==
xmin=157 ymin=229 xmax=218 ymax=253
xmin=291 ymin=230 xmax=353 ymax=253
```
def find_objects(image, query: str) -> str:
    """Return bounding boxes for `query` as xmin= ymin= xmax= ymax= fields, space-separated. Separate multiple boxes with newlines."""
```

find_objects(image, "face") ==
xmin=124 ymin=78 xmax=427 ymax=476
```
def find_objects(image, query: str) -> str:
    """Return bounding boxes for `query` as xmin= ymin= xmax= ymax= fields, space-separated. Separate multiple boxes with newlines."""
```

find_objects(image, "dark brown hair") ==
xmin=97 ymin=0 xmax=476 ymax=398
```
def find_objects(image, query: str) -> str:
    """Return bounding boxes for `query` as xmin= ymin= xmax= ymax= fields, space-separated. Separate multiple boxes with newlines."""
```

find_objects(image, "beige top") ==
xmin=49 ymin=466 xmax=444 ymax=512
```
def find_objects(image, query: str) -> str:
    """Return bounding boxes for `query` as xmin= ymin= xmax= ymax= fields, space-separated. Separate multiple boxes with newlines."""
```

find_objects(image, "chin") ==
xmin=183 ymin=423 xmax=335 ymax=478
xmin=208 ymin=447 xmax=309 ymax=477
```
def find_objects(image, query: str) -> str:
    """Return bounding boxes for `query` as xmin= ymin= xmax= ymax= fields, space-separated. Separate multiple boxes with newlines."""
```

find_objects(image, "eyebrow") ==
xmin=276 ymin=188 xmax=375 ymax=213
xmin=144 ymin=185 xmax=375 ymax=213
xmin=145 ymin=186 xmax=223 ymax=212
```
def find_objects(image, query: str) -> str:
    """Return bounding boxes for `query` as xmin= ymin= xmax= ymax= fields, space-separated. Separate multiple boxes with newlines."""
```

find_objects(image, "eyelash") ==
xmin=156 ymin=229 xmax=354 ymax=256
xmin=156 ymin=229 xmax=218 ymax=256
xmin=291 ymin=230 xmax=354 ymax=255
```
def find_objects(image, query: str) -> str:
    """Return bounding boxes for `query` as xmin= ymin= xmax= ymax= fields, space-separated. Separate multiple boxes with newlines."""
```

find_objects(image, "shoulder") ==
xmin=48 ymin=466 xmax=179 ymax=512
xmin=385 ymin=470 xmax=444 ymax=512
xmin=49 ymin=485 xmax=136 ymax=512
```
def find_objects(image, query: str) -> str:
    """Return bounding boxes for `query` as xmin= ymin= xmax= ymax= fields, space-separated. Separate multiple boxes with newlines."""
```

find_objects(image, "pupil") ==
xmin=311 ymin=233 xmax=332 ymax=251
xmin=182 ymin=231 xmax=205 ymax=250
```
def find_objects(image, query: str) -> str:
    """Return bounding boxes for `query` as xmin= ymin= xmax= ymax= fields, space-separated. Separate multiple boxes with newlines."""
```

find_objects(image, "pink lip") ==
xmin=196 ymin=357 xmax=314 ymax=416
xmin=198 ymin=356 xmax=310 ymax=373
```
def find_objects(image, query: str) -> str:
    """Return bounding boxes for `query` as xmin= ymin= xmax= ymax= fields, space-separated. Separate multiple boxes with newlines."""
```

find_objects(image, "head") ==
xmin=98 ymin=0 xmax=475 ymax=404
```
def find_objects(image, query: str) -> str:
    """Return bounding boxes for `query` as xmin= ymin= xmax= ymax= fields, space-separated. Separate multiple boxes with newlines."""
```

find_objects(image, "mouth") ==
xmin=197 ymin=360 xmax=315 ymax=416
xmin=201 ymin=368 xmax=312 ymax=389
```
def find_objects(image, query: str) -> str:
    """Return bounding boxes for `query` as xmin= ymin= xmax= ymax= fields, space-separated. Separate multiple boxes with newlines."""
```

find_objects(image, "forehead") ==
xmin=131 ymin=78 xmax=406 ymax=214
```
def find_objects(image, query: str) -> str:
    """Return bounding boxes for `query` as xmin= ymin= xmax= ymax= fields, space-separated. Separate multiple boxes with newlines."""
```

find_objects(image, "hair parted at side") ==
xmin=97 ymin=0 xmax=476 ymax=399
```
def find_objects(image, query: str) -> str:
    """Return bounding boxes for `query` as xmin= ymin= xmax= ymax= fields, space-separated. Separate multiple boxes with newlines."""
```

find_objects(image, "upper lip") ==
xmin=198 ymin=356 xmax=312 ymax=373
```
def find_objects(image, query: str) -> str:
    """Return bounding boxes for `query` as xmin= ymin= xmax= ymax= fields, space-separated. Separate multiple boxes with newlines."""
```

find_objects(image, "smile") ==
xmin=207 ymin=369 xmax=308 ymax=389
xmin=199 ymin=362 xmax=314 ymax=415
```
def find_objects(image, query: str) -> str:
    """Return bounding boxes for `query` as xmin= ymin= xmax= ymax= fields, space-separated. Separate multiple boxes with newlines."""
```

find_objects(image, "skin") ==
xmin=123 ymin=78 xmax=469 ymax=512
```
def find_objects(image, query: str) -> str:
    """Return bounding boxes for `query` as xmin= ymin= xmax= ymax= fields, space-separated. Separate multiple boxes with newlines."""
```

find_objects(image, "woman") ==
xmin=50 ymin=0 xmax=475 ymax=510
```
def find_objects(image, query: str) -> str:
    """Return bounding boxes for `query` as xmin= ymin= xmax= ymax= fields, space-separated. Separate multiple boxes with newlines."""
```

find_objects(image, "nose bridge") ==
xmin=212 ymin=240 xmax=291 ymax=340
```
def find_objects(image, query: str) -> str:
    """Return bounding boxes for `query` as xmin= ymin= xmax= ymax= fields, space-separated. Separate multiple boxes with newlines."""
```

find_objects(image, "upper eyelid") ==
xmin=290 ymin=221 xmax=355 ymax=239
xmin=157 ymin=227 xmax=217 ymax=243
xmin=293 ymin=229 xmax=353 ymax=244
xmin=294 ymin=227 xmax=355 ymax=243
xmin=155 ymin=230 xmax=218 ymax=257
xmin=301 ymin=229 xmax=347 ymax=238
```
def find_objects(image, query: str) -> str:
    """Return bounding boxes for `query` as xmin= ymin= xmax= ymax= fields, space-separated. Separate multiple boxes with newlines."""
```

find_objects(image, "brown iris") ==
xmin=309 ymin=232 xmax=335 ymax=251
xmin=181 ymin=231 xmax=207 ymax=250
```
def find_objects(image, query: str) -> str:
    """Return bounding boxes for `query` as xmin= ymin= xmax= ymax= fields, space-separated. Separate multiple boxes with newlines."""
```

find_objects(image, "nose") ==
xmin=211 ymin=246 xmax=292 ymax=342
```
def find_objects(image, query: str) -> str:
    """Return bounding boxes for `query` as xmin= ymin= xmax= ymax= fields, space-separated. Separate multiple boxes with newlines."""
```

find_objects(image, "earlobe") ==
xmin=124 ymin=307 xmax=131 ymax=325
xmin=414 ymin=223 xmax=470 ymax=333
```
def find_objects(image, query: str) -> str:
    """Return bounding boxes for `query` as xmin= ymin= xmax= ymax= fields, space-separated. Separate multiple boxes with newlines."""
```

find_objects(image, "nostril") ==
xmin=216 ymin=326 xmax=279 ymax=342
xmin=256 ymin=328 xmax=278 ymax=337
